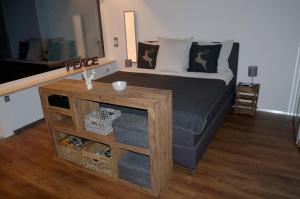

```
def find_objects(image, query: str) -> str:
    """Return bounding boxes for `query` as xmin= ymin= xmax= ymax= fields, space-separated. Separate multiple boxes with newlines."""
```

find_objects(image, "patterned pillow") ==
xmin=188 ymin=42 xmax=222 ymax=73
xmin=137 ymin=42 xmax=159 ymax=69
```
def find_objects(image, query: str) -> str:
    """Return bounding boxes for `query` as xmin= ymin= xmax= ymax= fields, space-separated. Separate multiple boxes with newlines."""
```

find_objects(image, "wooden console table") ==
xmin=39 ymin=79 xmax=173 ymax=196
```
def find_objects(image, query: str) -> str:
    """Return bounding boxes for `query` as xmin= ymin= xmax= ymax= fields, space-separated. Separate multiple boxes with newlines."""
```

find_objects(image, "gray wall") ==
xmin=2 ymin=0 xmax=41 ymax=58
xmin=100 ymin=0 xmax=300 ymax=112
xmin=34 ymin=0 xmax=102 ymax=57
xmin=1 ymin=0 xmax=103 ymax=58
xmin=0 ymin=1 xmax=11 ymax=58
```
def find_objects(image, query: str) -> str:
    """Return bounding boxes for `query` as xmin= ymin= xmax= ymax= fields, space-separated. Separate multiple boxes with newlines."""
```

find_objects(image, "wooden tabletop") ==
xmin=40 ymin=79 xmax=172 ymax=110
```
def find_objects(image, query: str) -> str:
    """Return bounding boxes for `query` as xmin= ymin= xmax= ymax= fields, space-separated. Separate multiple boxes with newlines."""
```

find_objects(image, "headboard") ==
xmin=228 ymin=43 xmax=240 ymax=85
xmin=144 ymin=40 xmax=240 ymax=84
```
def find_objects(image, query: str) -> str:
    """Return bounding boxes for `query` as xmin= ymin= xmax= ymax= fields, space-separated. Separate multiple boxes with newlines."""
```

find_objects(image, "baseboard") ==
xmin=14 ymin=118 xmax=45 ymax=135
xmin=258 ymin=108 xmax=300 ymax=147
xmin=257 ymin=108 xmax=292 ymax=116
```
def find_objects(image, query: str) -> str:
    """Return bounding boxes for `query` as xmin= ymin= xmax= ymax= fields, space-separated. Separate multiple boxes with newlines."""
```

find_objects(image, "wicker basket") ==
xmin=85 ymin=107 xmax=121 ymax=135
xmin=56 ymin=136 xmax=89 ymax=166
xmin=82 ymin=142 xmax=112 ymax=176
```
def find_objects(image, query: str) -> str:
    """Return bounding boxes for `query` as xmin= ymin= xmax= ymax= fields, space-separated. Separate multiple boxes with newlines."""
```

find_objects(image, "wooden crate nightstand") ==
xmin=234 ymin=83 xmax=260 ymax=116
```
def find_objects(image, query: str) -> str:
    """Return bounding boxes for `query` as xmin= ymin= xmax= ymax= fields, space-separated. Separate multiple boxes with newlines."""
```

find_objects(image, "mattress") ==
xmin=120 ymin=66 xmax=234 ymax=85
xmin=173 ymin=82 xmax=234 ymax=147
xmin=97 ymin=71 xmax=233 ymax=148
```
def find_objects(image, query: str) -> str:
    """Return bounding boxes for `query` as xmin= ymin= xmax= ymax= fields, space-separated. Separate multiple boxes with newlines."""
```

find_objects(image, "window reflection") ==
xmin=0 ymin=0 xmax=104 ymax=84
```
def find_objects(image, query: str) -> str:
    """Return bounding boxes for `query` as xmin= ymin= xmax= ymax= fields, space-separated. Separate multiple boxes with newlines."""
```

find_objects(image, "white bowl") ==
xmin=112 ymin=81 xmax=127 ymax=91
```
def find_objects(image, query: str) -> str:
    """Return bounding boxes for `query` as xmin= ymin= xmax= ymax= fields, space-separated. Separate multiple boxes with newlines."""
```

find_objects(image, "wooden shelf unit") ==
xmin=39 ymin=79 xmax=173 ymax=196
xmin=234 ymin=83 xmax=260 ymax=116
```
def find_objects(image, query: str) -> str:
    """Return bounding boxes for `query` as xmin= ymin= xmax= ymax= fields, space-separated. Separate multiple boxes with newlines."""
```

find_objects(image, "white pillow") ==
xmin=156 ymin=37 xmax=193 ymax=73
xmin=197 ymin=40 xmax=234 ymax=72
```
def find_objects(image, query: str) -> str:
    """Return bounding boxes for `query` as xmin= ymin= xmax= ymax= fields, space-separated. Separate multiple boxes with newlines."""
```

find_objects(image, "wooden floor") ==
xmin=1 ymin=112 xmax=300 ymax=199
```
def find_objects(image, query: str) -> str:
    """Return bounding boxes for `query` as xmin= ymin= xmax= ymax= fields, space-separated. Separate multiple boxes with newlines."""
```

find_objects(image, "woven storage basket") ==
xmin=85 ymin=108 xmax=121 ymax=135
xmin=82 ymin=142 xmax=112 ymax=176
xmin=56 ymin=136 xmax=89 ymax=166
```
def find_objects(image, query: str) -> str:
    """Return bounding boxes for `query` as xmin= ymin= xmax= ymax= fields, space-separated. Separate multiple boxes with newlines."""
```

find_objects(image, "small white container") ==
xmin=112 ymin=81 xmax=127 ymax=91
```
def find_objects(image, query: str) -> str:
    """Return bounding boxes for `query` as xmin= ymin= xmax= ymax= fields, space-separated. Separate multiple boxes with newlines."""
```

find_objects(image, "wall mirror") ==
xmin=124 ymin=11 xmax=137 ymax=62
xmin=0 ymin=0 xmax=105 ymax=84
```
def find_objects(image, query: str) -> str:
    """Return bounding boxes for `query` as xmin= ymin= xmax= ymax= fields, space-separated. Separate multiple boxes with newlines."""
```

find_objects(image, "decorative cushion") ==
xmin=197 ymin=40 xmax=234 ymax=72
xmin=113 ymin=112 xmax=148 ymax=148
xmin=155 ymin=37 xmax=193 ymax=73
xmin=26 ymin=39 xmax=44 ymax=61
xmin=137 ymin=42 xmax=159 ymax=69
xmin=113 ymin=113 xmax=147 ymax=133
xmin=18 ymin=41 xmax=29 ymax=60
xmin=188 ymin=42 xmax=222 ymax=73
xmin=47 ymin=40 xmax=62 ymax=61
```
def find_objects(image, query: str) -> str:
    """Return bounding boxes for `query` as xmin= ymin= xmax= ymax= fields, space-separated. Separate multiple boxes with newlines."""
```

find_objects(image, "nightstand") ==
xmin=234 ymin=83 xmax=260 ymax=116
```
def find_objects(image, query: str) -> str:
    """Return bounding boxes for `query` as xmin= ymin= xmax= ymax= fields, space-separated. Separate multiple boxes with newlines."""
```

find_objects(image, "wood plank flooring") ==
xmin=0 ymin=112 xmax=300 ymax=199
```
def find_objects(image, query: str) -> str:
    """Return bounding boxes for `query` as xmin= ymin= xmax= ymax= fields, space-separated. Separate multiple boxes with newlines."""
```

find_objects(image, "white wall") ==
xmin=100 ymin=0 xmax=300 ymax=112
xmin=2 ymin=0 xmax=41 ymax=58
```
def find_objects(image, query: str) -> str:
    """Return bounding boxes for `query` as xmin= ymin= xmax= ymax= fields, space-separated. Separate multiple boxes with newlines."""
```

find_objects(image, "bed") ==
xmin=97 ymin=43 xmax=239 ymax=173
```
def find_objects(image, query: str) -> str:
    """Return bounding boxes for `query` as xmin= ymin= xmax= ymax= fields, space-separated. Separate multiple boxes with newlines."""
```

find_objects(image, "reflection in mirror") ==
xmin=73 ymin=15 xmax=86 ymax=58
xmin=0 ymin=0 xmax=105 ymax=84
xmin=124 ymin=11 xmax=137 ymax=63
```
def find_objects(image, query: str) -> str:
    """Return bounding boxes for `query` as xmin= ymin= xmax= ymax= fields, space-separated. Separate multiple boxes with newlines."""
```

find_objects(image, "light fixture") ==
xmin=124 ymin=11 xmax=137 ymax=63
xmin=248 ymin=66 xmax=258 ymax=85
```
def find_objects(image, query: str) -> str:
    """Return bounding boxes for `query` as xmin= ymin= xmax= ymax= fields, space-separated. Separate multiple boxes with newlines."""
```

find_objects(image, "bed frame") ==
xmin=96 ymin=43 xmax=240 ymax=174
xmin=173 ymin=43 xmax=240 ymax=173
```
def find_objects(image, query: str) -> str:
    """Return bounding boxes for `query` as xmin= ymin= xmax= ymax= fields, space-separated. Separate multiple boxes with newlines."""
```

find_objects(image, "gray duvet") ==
xmin=97 ymin=71 xmax=229 ymax=135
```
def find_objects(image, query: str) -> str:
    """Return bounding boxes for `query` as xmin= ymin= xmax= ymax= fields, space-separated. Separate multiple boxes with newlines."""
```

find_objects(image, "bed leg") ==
xmin=187 ymin=167 xmax=195 ymax=175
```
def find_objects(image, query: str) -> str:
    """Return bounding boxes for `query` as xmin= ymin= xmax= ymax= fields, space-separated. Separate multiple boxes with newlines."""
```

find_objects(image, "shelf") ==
xmin=237 ymin=83 xmax=260 ymax=94
xmin=54 ymin=116 xmax=150 ymax=155
xmin=234 ymin=100 xmax=256 ymax=108
xmin=48 ymin=106 xmax=72 ymax=116
xmin=118 ymin=151 xmax=151 ymax=188
xmin=54 ymin=116 xmax=74 ymax=132
xmin=54 ymin=118 xmax=115 ymax=145
xmin=54 ymin=157 xmax=155 ymax=196
xmin=237 ymin=87 xmax=257 ymax=94
xmin=234 ymin=106 xmax=255 ymax=111
xmin=54 ymin=117 xmax=150 ymax=155
xmin=117 ymin=143 xmax=150 ymax=156
xmin=234 ymin=107 xmax=256 ymax=116
xmin=40 ymin=79 xmax=173 ymax=196
xmin=237 ymin=94 xmax=257 ymax=101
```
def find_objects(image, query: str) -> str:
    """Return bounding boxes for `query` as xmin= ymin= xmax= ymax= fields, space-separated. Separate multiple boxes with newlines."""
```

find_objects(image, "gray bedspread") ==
xmin=97 ymin=71 xmax=229 ymax=135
